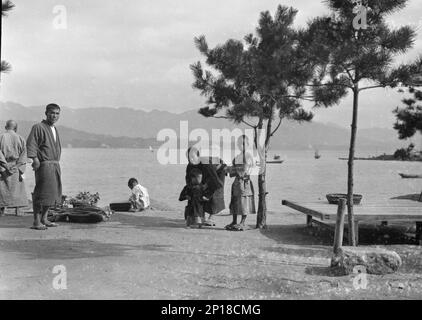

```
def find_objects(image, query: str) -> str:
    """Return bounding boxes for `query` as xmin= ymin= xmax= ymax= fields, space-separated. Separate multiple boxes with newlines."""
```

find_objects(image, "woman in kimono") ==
xmin=185 ymin=147 xmax=226 ymax=226
xmin=226 ymin=135 xmax=256 ymax=231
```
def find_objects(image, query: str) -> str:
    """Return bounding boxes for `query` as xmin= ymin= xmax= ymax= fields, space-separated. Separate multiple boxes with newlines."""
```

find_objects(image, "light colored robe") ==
xmin=27 ymin=121 xmax=62 ymax=209
xmin=0 ymin=130 xmax=28 ymax=208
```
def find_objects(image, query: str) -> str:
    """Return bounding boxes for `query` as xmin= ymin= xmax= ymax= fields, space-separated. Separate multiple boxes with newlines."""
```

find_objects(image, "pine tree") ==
xmin=191 ymin=6 xmax=315 ymax=229
xmin=1 ymin=0 xmax=15 ymax=78
xmin=302 ymin=0 xmax=420 ymax=245
xmin=394 ymin=87 xmax=422 ymax=139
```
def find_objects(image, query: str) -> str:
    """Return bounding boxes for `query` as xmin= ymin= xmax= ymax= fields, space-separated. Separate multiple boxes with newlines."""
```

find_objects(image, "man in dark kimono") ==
xmin=185 ymin=147 xmax=226 ymax=227
xmin=27 ymin=104 xmax=62 ymax=230
xmin=0 ymin=120 xmax=28 ymax=216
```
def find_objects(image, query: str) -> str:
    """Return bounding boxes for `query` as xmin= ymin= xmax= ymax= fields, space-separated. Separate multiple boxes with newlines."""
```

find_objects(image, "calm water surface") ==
xmin=23 ymin=149 xmax=422 ymax=211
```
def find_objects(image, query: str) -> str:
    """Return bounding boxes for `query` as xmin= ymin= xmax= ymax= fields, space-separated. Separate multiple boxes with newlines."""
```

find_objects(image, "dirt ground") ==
xmin=0 ymin=206 xmax=422 ymax=300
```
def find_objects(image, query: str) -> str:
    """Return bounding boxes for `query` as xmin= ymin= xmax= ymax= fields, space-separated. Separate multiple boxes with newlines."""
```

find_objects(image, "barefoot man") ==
xmin=27 ymin=104 xmax=62 ymax=230
xmin=0 ymin=120 xmax=28 ymax=216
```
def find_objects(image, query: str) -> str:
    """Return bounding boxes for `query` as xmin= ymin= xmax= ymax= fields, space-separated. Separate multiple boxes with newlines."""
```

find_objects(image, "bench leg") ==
xmin=416 ymin=222 xmax=422 ymax=245
xmin=306 ymin=215 xmax=313 ymax=227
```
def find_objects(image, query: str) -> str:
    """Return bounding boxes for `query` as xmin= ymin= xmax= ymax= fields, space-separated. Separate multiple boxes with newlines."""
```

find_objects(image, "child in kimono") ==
xmin=225 ymin=148 xmax=256 ymax=231
xmin=179 ymin=168 xmax=209 ymax=228
xmin=128 ymin=178 xmax=150 ymax=212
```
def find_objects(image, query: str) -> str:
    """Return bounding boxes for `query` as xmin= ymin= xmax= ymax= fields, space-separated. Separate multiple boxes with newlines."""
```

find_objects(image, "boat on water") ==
xmin=257 ymin=155 xmax=284 ymax=165
xmin=149 ymin=146 xmax=154 ymax=153
xmin=399 ymin=173 xmax=422 ymax=179
xmin=267 ymin=155 xmax=284 ymax=164
xmin=314 ymin=151 xmax=321 ymax=159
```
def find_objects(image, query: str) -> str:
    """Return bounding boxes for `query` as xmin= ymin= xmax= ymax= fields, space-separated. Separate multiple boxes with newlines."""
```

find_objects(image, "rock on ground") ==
xmin=331 ymin=246 xmax=402 ymax=275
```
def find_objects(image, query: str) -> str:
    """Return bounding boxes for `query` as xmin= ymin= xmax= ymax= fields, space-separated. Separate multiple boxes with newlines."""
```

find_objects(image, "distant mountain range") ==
xmin=11 ymin=121 xmax=159 ymax=149
xmin=0 ymin=101 xmax=416 ymax=152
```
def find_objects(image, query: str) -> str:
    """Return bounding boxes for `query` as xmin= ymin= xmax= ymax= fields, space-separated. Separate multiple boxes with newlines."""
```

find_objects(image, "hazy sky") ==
xmin=1 ymin=0 xmax=422 ymax=128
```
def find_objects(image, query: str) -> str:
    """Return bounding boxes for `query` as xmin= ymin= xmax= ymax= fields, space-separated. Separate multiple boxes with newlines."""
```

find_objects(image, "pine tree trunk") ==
xmin=256 ymin=152 xmax=267 ymax=229
xmin=347 ymin=85 xmax=359 ymax=246
xmin=255 ymin=116 xmax=268 ymax=229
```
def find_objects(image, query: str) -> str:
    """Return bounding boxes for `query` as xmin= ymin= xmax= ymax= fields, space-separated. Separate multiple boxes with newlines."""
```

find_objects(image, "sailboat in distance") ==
xmin=314 ymin=150 xmax=321 ymax=159
xmin=149 ymin=146 xmax=154 ymax=153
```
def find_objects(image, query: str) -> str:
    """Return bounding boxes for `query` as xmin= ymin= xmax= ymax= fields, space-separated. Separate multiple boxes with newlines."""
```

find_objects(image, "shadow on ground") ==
xmin=260 ymin=222 xmax=422 ymax=275
xmin=110 ymin=212 xmax=187 ymax=230
xmin=0 ymin=238 xmax=142 ymax=260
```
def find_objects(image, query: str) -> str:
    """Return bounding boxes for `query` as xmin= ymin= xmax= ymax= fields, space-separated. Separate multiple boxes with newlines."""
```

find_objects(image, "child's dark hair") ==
xmin=128 ymin=178 xmax=138 ymax=187
xmin=189 ymin=168 xmax=202 ymax=179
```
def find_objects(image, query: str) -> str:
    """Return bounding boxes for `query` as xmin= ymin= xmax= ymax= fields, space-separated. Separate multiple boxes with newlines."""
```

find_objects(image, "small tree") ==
xmin=1 ymin=0 xmax=15 ymax=77
xmin=303 ymin=0 xmax=419 ymax=245
xmin=191 ymin=6 xmax=316 ymax=229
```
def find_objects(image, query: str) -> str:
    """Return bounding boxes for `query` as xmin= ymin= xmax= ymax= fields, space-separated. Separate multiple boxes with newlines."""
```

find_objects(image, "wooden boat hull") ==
xmin=257 ymin=160 xmax=284 ymax=165
xmin=267 ymin=160 xmax=284 ymax=164
xmin=399 ymin=173 xmax=422 ymax=179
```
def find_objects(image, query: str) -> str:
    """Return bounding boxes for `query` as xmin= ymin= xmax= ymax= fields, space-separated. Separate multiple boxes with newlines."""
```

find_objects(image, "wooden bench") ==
xmin=282 ymin=199 xmax=422 ymax=246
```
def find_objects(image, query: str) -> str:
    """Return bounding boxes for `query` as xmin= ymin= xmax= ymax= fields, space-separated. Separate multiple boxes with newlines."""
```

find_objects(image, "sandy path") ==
xmin=0 ymin=208 xmax=422 ymax=300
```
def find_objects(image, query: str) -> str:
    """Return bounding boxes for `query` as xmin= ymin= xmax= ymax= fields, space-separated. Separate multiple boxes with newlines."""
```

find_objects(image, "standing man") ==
xmin=27 ymin=104 xmax=62 ymax=230
xmin=0 ymin=120 xmax=28 ymax=216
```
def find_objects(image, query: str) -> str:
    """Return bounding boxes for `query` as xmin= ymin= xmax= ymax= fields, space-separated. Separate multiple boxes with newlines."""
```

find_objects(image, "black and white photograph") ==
xmin=1 ymin=0 xmax=422 ymax=303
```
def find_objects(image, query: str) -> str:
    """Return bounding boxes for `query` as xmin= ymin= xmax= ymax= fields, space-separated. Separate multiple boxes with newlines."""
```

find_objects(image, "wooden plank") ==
xmin=282 ymin=200 xmax=422 ymax=222
xmin=282 ymin=200 xmax=328 ymax=220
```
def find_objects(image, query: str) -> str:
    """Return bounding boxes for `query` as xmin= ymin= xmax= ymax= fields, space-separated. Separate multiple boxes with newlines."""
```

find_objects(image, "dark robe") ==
xmin=179 ymin=183 xmax=208 ymax=220
xmin=0 ymin=130 xmax=28 ymax=208
xmin=185 ymin=157 xmax=226 ymax=215
xmin=26 ymin=121 xmax=62 ymax=209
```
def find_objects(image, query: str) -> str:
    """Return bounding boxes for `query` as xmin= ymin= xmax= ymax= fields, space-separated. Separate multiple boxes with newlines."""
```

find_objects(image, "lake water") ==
xmin=23 ymin=148 xmax=422 ymax=212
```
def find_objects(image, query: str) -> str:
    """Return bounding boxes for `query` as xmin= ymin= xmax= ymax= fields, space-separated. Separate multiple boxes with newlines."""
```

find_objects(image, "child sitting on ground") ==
xmin=128 ymin=178 xmax=150 ymax=212
xmin=179 ymin=168 xmax=209 ymax=228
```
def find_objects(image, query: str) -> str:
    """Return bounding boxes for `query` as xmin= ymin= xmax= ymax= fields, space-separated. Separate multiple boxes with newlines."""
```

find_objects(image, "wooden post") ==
xmin=333 ymin=199 xmax=346 ymax=254
xmin=354 ymin=221 xmax=360 ymax=245
xmin=306 ymin=215 xmax=313 ymax=227
xmin=416 ymin=222 xmax=422 ymax=246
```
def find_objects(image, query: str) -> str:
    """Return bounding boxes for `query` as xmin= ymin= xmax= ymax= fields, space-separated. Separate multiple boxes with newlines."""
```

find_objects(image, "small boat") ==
xmin=314 ymin=150 xmax=321 ymax=159
xmin=256 ymin=155 xmax=284 ymax=165
xmin=399 ymin=173 xmax=422 ymax=179
xmin=149 ymin=146 xmax=154 ymax=153
xmin=266 ymin=155 xmax=284 ymax=164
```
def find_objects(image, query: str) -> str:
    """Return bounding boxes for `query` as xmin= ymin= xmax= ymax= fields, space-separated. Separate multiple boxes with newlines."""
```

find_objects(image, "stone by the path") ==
xmin=331 ymin=247 xmax=402 ymax=275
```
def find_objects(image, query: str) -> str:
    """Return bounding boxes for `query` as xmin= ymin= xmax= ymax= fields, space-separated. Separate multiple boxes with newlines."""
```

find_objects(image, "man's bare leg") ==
xmin=32 ymin=207 xmax=47 ymax=230
xmin=40 ymin=206 xmax=58 ymax=227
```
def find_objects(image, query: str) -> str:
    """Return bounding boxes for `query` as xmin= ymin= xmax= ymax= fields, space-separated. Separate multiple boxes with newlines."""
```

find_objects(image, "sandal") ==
xmin=225 ymin=224 xmax=236 ymax=231
xmin=203 ymin=220 xmax=216 ymax=227
xmin=30 ymin=225 xmax=48 ymax=231
xmin=232 ymin=224 xmax=245 ymax=231
xmin=43 ymin=222 xmax=58 ymax=227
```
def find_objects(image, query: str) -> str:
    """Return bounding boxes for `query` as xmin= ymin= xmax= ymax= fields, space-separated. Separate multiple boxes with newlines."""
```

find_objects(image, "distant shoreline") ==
xmin=339 ymin=155 xmax=422 ymax=162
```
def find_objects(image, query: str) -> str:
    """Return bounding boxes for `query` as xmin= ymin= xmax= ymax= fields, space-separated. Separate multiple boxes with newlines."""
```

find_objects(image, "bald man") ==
xmin=0 ymin=120 xmax=28 ymax=216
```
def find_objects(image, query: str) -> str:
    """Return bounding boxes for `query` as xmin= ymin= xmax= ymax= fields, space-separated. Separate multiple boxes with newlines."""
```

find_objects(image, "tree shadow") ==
xmin=109 ymin=212 xmax=188 ymax=230
xmin=0 ymin=238 xmax=141 ymax=260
